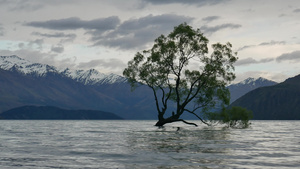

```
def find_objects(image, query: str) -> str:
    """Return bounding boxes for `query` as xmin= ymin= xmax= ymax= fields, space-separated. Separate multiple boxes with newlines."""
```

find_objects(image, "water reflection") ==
xmin=128 ymin=126 xmax=231 ymax=153
xmin=126 ymin=126 xmax=233 ymax=168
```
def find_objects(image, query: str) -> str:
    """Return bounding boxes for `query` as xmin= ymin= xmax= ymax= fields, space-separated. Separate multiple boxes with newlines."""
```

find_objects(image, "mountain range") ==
xmin=0 ymin=55 xmax=156 ymax=119
xmin=231 ymin=74 xmax=300 ymax=120
xmin=0 ymin=55 xmax=281 ymax=119
xmin=0 ymin=55 xmax=127 ymax=85
xmin=228 ymin=77 xmax=277 ymax=103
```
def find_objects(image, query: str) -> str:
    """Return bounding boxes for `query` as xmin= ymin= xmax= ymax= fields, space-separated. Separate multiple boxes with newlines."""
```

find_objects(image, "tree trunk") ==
xmin=155 ymin=120 xmax=167 ymax=127
xmin=155 ymin=116 xmax=198 ymax=127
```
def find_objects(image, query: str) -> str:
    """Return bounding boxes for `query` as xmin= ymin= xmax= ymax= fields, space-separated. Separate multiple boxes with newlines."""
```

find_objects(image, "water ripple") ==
xmin=0 ymin=120 xmax=299 ymax=168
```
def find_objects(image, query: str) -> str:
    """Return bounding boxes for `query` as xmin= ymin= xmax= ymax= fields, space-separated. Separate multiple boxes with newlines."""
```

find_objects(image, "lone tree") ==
xmin=123 ymin=23 xmax=238 ymax=127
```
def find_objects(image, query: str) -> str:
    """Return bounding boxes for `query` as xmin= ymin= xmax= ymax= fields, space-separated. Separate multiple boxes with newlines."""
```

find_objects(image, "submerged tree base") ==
xmin=155 ymin=118 xmax=198 ymax=127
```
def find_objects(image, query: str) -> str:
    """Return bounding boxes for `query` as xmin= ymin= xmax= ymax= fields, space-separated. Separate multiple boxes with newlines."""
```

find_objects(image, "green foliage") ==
xmin=207 ymin=106 xmax=253 ymax=128
xmin=123 ymin=23 xmax=238 ymax=126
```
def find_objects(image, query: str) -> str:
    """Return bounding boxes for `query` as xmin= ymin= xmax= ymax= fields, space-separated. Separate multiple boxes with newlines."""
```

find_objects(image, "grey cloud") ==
xmin=276 ymin=50 xmax=300 ymax=63
xmin=89 ymin=14 xmax=194 ymax=50
xmin=77 ymin=58 xmax=126 ymax=70
xmin=0 ymin=24 xmax=4 ymax=36
xmin=18 ymin=43 xmax=25 ymax=49
xmin=28 ymin=39 xmax=44 ymax=50
xmin=11 ymin=1 xmax=43 ymax=11
xmin=260 ymin=58 xmax=274 ymax=63
xmin=202 ymin=16 xmax=220 ymax=23
xmin=235 ymin=57 xmax=274 ymax=66
xmin=119 ymin=14 xmax=190 ymax=30
xmin=238 ymin=40 xmax=286 ymax=51
xmin=51 ymin=45 xmax=64 ymax=53
xmin=0 ymin=0 xmax=44 ymax=11
xmin=32 ymin=32 xmax=77 ymax=42
xmin=237 ymin=45 xmax=255 ymax=51
xmin=142 ymin=0 xmax=230 ymax=6
xmin=25 ymin=14 xmax=194 ymax=50
xmin=259 ymin=40 xmax=286 ymax=46
xmin=0 ymin=0 xmax=83 ymax=12
xmin=235 ymin=58 xmax=257 ymax=66
xmin=293 ymin=9 xmax=300 ymax=13
xmin=32 ymin=32 xmax=76 ymax=38
xmin=278 ymin=14 xmax=286 ymax=17
xmin=200 ymin=23 xmax=241 ymax=35
xmin=25 ymin=16 xmax=120 ymax=31
xmin=16 ymin=39 xmax=44 ymax=50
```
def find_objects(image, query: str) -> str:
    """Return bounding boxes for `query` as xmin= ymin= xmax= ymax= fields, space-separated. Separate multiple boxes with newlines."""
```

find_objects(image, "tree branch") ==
xmin=175 ymin=71 xmax=181 ymax=114
xmin=182 ymin=70 xmax=212 ymax=109
xmin=159 ymin=86 xmax=166 ymax=107
xmin=160 ymin=85 xmax=172 ymax=108
xmin=184 ymin=109 xmax=211 ymax=126
xmin=178 ymin=119 xmax=198 ymax=127
xmin=183 ymin=73 xmax=203 ymax=104
xmin=149 ymin=86 xmax=162 ymax=114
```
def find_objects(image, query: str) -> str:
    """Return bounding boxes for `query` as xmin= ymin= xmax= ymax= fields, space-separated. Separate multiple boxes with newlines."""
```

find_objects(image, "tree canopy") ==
xmin=123 ymin=23 xmax=240 ymax=127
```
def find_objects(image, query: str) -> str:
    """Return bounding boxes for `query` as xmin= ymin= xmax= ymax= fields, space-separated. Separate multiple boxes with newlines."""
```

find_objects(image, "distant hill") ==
xmin=0 ymin=106 xmax=123 ymax=120
xmin=230 ymin=74 xmax=300 ymax=120
xmin=228 ymin=77 xmax=277 ymax=103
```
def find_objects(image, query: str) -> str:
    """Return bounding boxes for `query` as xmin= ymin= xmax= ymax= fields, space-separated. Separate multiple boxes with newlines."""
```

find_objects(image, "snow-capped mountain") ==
xmin=0 ymin=55 xmax=58 ymax=76
xmin=0 ymin=55 xmax=126 ymax=85
xmin=0 ymin=55 xmax=155 ymax=119
xmin=62 ymin=68 xmax=127 ymax=85
xmin=235 ymin=77 xmax=274 ymax=87
xmin=61 ymin=68 xmax=126 ymax=85
xmin=228 ymin=77 xmax=277 ymax=103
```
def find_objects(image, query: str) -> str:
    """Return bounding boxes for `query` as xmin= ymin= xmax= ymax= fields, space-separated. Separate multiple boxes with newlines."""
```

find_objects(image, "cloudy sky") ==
xmin=1 ymin=0 xmax=300 ymax=83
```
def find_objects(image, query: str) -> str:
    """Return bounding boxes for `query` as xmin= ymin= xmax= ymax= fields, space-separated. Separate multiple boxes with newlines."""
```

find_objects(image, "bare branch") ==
xmin=182 ymin=70 xmax=213 ymax=108
xmin=159 ymin=86 xmax=166 ymax=107
xmin=184 ymin=109 xmax=211 ymax=126
xmin=149 ymin=86 xmax=162 ymax=114
xmin=178 ymin=119 xmax=198 ymax=127
xmin=183 ymin=72 xmax=204 ymax=104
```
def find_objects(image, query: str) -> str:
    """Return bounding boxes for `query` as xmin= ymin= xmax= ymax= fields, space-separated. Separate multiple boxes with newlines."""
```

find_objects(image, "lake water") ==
xmin=0 ymin=120 xmax=299 ymax=169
